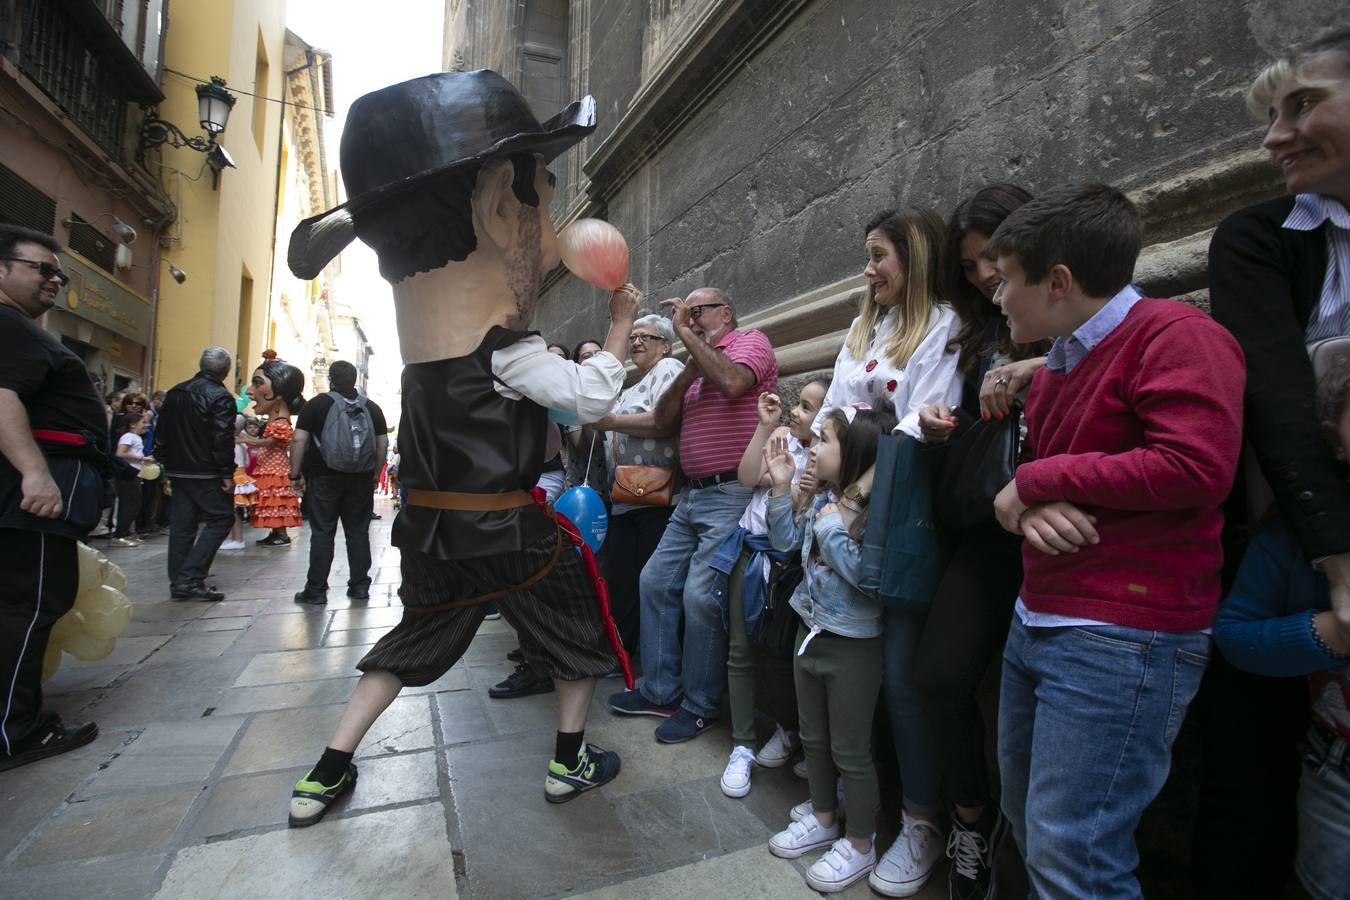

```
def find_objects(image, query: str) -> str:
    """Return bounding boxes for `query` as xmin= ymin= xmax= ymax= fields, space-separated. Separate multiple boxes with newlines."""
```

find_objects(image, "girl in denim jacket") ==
xmin=764 ymin=402 xmax=894 ymax=893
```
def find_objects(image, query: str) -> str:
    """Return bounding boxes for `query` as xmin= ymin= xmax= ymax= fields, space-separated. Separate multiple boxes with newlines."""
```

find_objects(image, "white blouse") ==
xmin=813 ymin=304 xmax=963 ymax=438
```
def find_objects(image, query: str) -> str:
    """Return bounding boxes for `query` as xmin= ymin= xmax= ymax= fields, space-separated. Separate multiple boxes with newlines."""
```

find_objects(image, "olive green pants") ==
xmin=794 ymin=623 xmax=883 ymax=838
xmin=726 ymin=550 xmax=799 ymax=746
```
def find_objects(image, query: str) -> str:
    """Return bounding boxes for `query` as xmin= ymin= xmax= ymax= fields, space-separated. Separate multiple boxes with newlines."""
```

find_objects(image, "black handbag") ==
xmin=752 ymin=558 xmax=804 ymax=658
xmin=861 ymin=434 xmax=947 ymax=610
xmin=932 ymin=405 xmax=1021 ymax=532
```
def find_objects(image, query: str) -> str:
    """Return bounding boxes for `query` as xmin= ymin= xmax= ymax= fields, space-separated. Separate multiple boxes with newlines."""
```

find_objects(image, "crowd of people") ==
xmin=0 ymin=27 xmax=1346 ymax=900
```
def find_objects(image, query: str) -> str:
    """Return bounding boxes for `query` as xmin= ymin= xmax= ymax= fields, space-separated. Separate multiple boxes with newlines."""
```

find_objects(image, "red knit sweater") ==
xmin=1015 ymin=299 xmax=1245 ymax=631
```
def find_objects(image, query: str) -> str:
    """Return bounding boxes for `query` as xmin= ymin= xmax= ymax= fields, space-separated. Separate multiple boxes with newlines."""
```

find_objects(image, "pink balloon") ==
xmin=558 ymin=219 xmax=629 ymax=290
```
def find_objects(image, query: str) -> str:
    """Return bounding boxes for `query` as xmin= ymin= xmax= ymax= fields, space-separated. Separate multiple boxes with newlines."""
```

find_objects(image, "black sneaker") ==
xmin=946 ymin=808 xmax=1007 ymax=900
xmin=294 ymin=590 xmax=328 ymax=605
xmin=257 ymin=535 xmax=291 ymax=547
xmin=0 ymin=715 xmax=98 ymax=772
xmin=488 ymin=663 xmax=555 ymax=699
xmin=506 ymin=646 xmax=524 ymax=663
xmin=171 ymin=584 xmax=225 ymax=601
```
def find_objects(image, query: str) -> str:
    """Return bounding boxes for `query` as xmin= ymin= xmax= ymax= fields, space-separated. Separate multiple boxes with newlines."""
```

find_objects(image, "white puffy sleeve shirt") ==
xmin=813 ymin=305 xmax=963 ymax=438
xmin=491 ymin=335 xmax=626 ymax=423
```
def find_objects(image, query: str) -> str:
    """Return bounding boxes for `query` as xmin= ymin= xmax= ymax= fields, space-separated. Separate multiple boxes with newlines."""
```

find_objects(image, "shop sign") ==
xmin=56 ymin=251 xmax=152 ymax=345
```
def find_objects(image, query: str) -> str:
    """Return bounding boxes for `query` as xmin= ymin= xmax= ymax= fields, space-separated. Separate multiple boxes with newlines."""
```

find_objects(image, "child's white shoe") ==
xmin=719 ymin=745 xmax=755 ymax=798
xmin=805 ymin=836 xmax=876 ymax=892
xmin=868 ymin=810 xmax=945 ymax=897
xmin=768 ymin=813 xmax=839 ymax=858
xmin=789 ymin=777 xmax=846 ymax=822
xmin=756 ymin=724 xmax=799 ymax=768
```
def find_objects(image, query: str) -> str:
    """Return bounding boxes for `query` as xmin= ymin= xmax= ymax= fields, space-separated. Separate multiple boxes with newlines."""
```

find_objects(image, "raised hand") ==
xmin=757 ymin=392 xmax=782 ymax=428
xmin=763 ymin=433 xmax=797 ymax=490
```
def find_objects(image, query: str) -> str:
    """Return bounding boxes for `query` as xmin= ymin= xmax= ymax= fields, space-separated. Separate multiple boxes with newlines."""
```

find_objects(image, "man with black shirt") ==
xmin=0 ymin=225 xmax=105 ymax=771
xmin=290 ymin=360 xmax=388 ymax=604
xmin=155 ymin=346 xmax=237 ymax=601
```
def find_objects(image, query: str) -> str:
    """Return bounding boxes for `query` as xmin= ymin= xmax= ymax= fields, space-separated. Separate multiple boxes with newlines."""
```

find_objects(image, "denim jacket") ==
xmin=710 ymin=527 xmax=790 ymax=633
xmin=767 ymin=490 xmax=881 ymax=643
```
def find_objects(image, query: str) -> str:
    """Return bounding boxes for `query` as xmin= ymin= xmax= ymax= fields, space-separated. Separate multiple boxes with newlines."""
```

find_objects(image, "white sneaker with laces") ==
xmin=869 ymin=810 xmax=945 ymax=897
xmin=768 ymin=813 xmax=840 ymax=859
xmin=719 ymin=745 xmax=756 ymax=798
xmin=792 ymin=757 xmax=808 ymax=779
xmin=756 ymin=724 xmax=799 ymax=768
xmin=805 ymin=836 xmax=877 ymax=892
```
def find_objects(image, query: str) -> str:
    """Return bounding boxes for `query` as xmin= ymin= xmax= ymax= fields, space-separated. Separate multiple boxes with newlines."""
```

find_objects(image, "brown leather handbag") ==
xmin=611 ymin=465 xmax=676 ymax=506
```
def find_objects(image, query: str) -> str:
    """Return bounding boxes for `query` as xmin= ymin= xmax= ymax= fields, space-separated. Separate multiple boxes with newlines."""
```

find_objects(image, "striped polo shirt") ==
xmin=678 ymin=329 xmax=778 ymax=480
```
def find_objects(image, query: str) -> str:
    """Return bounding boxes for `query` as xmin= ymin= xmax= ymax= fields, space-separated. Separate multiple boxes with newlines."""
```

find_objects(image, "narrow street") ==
xmin=0 ymin=498 xmax=944 ymax=899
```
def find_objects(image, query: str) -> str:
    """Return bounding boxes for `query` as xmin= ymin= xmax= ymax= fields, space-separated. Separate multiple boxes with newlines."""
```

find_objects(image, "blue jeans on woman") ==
xmin=880 ymin=606 xmax=943 ymax=816
xmin=637 ymin=481 xmax=752 ymax=719
xmin=1297 ymin=724 xmax=1350 ymax=900
xmin=998 ymin=615 xmax=1210 ymax=900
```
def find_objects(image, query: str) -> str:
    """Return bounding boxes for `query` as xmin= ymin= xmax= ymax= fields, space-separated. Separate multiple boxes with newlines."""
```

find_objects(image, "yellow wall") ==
xmin=153 ymin=0 xmax=286 ymax=394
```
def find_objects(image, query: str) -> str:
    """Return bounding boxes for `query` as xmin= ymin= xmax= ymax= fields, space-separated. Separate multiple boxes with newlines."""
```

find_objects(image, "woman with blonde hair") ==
xmin=812 ymin=206 xmax=963 ymax=897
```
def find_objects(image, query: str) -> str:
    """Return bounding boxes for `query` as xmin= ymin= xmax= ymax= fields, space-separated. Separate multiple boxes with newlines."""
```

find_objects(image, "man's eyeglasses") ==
xmin=688 ymin=303 xmax=726 ymax=319
xmin=629 ymin=333 xmax=663 ymax=344
xmin=2 ymin=258 xmax=69 ymax=286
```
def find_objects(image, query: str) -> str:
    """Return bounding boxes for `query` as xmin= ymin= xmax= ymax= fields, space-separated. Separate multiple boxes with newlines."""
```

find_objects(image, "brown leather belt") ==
xmin=406 ymin=489 xmax=534 ymax=511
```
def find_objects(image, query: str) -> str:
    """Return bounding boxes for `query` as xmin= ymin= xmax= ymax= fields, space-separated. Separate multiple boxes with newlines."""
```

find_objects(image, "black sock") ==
xmin=311 ymin=746 xmax=354 ymax=786
xmin=555 ymin=730 xmax=584 ymax=770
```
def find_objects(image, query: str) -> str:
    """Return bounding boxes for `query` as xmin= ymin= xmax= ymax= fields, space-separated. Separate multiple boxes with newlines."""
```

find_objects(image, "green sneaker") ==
xmin=544 ymin=744 xmax=621 ymax=803
xmin=288 ymin=763 xmax=358 ymax=827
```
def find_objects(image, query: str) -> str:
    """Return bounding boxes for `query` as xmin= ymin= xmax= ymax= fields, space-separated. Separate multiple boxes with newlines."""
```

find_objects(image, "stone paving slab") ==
xmin=154 ymin=803 xmax=459 ymax=899
xmin=14 ymin=785 xmax=202 ymax=867
xmin=0 ymin=851 xmax=170 ymax=900
xmin=76 ymin=717 xmax=245 ymax=797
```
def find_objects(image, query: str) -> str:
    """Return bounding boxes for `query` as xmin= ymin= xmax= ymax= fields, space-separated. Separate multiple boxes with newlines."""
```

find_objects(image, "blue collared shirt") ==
xmin=1283 ymin=193 xmax=1350 ymax=342
xmin=1045 ymin=283 xmax=1143 ymax=374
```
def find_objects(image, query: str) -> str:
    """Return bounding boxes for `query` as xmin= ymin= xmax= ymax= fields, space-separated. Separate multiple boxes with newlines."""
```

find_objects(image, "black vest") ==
xmin=392 ymin=327 xmax=552 ymax=558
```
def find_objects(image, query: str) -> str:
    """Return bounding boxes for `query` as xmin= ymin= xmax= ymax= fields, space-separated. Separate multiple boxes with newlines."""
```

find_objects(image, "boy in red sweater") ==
xmin=987 ymin=183 xmax=1244 ymax=899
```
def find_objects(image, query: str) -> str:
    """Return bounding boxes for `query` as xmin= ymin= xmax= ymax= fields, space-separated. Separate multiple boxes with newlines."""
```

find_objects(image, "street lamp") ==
xmin=137 ymin=76 xmax=237 ymax=163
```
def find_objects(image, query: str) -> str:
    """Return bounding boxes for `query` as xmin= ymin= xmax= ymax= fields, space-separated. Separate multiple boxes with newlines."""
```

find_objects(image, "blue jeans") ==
xmin=998 ymin=615 xmax=1210 ymax=900
xmin=1296 ymin=725 xmax=1350 ymax=900
xmin=881 ymin=606 xmax=943 ymax=815
xmin=638 ymin=481 xmax=752 ymax=718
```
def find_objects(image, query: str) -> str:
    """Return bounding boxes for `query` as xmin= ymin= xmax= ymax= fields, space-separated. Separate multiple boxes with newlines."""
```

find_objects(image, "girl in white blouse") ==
xmin=815 ymin=207 xmax=962 ymax=898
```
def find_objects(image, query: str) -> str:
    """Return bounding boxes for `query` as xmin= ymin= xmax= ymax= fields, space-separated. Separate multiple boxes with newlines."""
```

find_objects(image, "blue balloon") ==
xmin=554 ymin=485 xmax=607 ymax=553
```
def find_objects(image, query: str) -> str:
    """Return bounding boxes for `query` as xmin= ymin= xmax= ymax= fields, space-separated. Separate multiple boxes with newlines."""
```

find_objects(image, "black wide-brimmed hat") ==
xmin=288 ymin=69 xmax=595 ymax=280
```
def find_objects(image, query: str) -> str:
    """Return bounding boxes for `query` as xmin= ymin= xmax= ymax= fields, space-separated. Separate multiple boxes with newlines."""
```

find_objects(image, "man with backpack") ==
xmin=290 ymin=360 xmax=388 ymax=605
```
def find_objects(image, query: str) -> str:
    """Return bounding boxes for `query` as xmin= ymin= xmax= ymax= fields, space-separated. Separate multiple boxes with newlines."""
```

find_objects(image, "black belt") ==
xmin=685 ymin=469 xmax=740 ymax=490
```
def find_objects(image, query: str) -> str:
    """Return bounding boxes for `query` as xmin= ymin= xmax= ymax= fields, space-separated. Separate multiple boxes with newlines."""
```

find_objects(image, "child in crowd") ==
xmin=111 ymin=412 xmax=152 ymax=547
xmin=765 ymin=402 xmax=894 ymax=893
xmin=988 ymin=183 xmax=1245 ymax=898
xmin=1214 ymin=354 xmax=1350 ymax=900
xmin=715 ymin=381 xmax=827 ymax=799
xmin=221 ymin=415 xmax=257 ymax=551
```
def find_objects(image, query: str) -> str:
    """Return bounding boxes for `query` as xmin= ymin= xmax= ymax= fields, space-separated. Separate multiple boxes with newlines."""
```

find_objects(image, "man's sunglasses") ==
xmin=688 ymin=303 xmax=726 ymax=319
xmin=2 ymin=258 xmax=69 ymax=286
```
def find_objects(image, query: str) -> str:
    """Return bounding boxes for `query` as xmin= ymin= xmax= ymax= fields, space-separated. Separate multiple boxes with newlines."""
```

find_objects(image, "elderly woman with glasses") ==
xmin=594 ymin=313 xmax=685 ymax=658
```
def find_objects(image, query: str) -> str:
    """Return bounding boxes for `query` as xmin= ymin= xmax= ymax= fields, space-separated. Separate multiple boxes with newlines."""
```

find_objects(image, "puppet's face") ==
xmin=535 ymin=159 xmax=560 ymax=271
xmin=248 ymin=369 xmax=276 ymax=415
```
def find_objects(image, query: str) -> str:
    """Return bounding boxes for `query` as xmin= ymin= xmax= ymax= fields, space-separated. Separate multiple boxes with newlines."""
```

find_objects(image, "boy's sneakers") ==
xmin=792 ymin=757 xmax=808 ymax=779
xmin=946 ymin=808 xmax=1007 ymax=900
xmin=805 ymin=836 xmax=877 ymax=893
xmin=869 ymin=810 xmax=945 ymax=897
xmin=289 ymin=763 xmax=358 ymax=827
xmin=719 ymin=745 xmax=756 ymax=798
xmin=769 ymin=812 xmax=840 ymax=858
xmin=654 ymin=707 xmax=716 ymax=743
xmin=544 ymin=743 xmax=621 ymax=803
xmin=607 ymin=690 xmax=674 ymax=717
xmin=756 ymin=723 xmax=799 ymax=767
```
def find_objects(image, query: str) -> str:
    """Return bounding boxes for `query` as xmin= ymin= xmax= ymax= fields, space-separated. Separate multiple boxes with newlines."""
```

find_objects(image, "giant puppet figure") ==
xmin=284 ymin=70 xmax=640 ymax=825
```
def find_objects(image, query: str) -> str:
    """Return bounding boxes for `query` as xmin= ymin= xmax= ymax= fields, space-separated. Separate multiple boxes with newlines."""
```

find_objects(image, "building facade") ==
xmin=446 ymin=0 xmax=1344 ymax=380
xmin=0 ymin=0 xmax=174 ymax=395
xmin=265 ymin=28 xmax=338 ymax=396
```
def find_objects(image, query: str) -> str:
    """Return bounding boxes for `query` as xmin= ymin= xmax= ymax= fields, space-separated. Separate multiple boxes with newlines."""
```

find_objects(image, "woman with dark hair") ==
xmin=913 ymin=183 xmax=1045 ymax=900
xmin=243 ymin=354 xmax=306 ymax=546
xmin=813 ymin=207 xmax=963 ymax=898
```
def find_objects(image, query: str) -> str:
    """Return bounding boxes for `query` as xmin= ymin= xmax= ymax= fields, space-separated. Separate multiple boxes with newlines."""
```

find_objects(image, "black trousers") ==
xmin=303 ymin=473 xmax=374 ymax=594
xmin=600 ymin=504 xmax=675 ymax=659
xmin=166 ymin=476 xmax=234 ymax=590
xmin=113 ymin=478 xmax=142 ymax=537
xmin=0 ymin=529 xmax=78 ymax=753
xmin=913 ymin=522 xmax=1022 ymax=808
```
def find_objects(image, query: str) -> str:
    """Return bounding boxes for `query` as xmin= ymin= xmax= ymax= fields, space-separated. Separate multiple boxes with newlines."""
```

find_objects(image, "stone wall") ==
xmin=531 ymin=0 xmax=1344 ymax=371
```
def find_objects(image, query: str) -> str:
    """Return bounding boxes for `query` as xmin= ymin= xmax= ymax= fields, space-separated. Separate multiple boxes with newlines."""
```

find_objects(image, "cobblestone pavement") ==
xmin=0 ymin=497 xmax=948 ymax=899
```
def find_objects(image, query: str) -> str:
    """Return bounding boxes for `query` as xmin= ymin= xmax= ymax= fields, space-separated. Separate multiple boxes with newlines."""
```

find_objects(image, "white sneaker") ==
xmin=792 ymin=757 xmax=808 ymax=779
xmin=806 ymin=836 xmax=876 ymax=892
xmin=719 ymin=745 xmax=756 ymax=798
xmin=218 ymin=539 xmax=245 ymax=550
xmin=87 ymin=524 xmax=111 ymax=537
xmin=768 ymin=813 xmax=840 ymax=859
xmin=869 ymin=810 xmax=945 ymax=897
xmin=756 ymin=724 xmax=799 ymax=768
xmin=789 ymin=778 xmax=846 ymax=822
